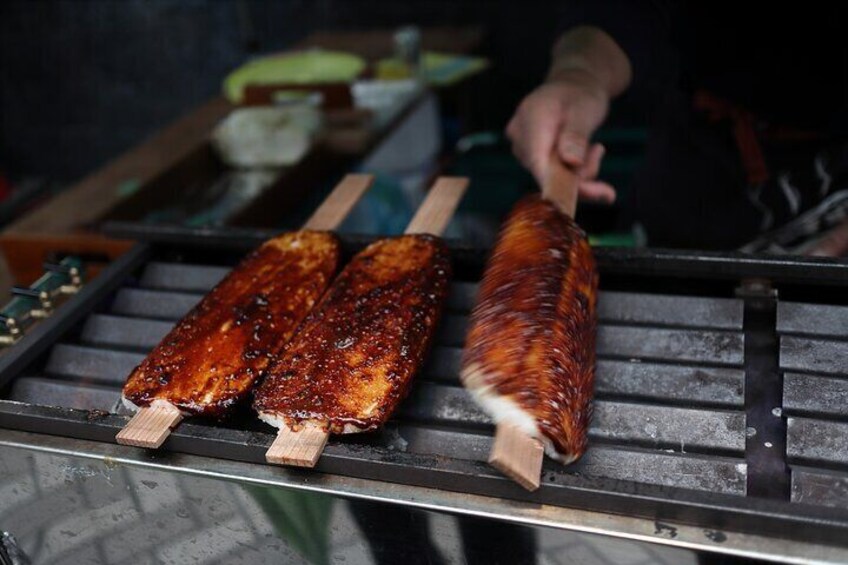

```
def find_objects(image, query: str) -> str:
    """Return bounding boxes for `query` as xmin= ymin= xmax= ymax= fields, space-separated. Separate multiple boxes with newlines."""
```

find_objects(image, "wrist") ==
xmin=549 ymin=26 xmax=632 ymax=98
xmin=545 ymin=65 xmax=610 ymax=100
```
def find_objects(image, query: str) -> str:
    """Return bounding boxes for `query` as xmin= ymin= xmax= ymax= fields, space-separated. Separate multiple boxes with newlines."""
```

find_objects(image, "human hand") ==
xmin=506 ymin=71 xmax=616 ymax=203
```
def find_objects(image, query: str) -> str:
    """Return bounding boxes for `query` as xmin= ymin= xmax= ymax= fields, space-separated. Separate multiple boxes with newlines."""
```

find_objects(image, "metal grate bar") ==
xmin=139 ymin=262 xmax=229 ymax=293
xmin=784 ymin=373 xmax=848 ymax=419
xmin=574 ymin=446 xmax=746 ymax=495
xmin=597 ymin=326 xmax=744 ymax=366
xmin=111 ymin=288 xmax=201 ymax=321
xmin=8 ymin=376 xmax=119 ymax=412
xmin=594 ymin=360 xmax=744 ymax=407
xmin=777 ymin=302 xmax=848 ymax=339
xmin=44 ymin=344 xmax=144 ymax=385
xmin=787 ymin=417 xmax=848 ymax=467
xmin=80 ymin=315 xmax=173 ymax=351
xmin=590 ymin=401 xmax=745 ymax=453
xmin=791 ymin=467 xmax=848 ymax=508
xmin=598 ymin=291 xmax=743 ymax=329
xmin=780 ymin=336 xmax=848 ymax=376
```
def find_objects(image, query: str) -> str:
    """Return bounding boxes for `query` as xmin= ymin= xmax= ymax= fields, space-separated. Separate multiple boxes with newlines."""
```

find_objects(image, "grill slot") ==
xmin=3 ymin=239 xmax=848 ymax=544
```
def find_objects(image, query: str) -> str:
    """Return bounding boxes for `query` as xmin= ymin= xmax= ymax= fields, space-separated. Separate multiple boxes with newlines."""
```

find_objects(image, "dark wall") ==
xmin=0 ymin=0 xmax=566 ymax=182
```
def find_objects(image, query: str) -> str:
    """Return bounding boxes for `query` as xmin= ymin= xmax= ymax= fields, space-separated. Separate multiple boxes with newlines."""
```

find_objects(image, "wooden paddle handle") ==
xmin=405 ymin=177 xmax=470 ymax=236
xmin=542 ymin=153 xmax=579 ymax=219
xmin=302 ymin=173 xmax=375 ymax=231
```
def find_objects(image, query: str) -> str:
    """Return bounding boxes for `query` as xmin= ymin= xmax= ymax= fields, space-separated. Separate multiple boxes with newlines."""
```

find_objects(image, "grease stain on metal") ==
xmin=704 ymin=529 xmax=728 ymax=543
xmin=654 ymin=522 xmax=678 ymax=538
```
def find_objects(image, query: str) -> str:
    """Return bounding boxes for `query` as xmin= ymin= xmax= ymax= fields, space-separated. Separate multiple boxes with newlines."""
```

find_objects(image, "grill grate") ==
xmin=778 ymin=301 xmax=848 ymax=508
xmin=1 ymin=236 xmax=847 ymax=545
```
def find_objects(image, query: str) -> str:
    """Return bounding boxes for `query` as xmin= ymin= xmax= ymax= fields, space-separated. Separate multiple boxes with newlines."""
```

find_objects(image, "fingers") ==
xmin=579 ymin=180 xmax=617 ymax=203
xmin=506 ymin=96 xmax=562 ymax=187
xmin=574 ymin=143 xmax=616 ymax=203
xmin=578 ymin=143 xmax=605 ymax=181
xmin=555 ymin=99 xmax=606 ymax=167
xmin=506 ymin=83 xmax=611 ymax=196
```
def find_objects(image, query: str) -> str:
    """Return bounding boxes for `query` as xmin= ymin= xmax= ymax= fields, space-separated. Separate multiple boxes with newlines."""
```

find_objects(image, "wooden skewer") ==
xmin=487 ymin=155 xmax=579 ymax=490
xmin=265 ymin=421 xmax=330 ymax=467
xmin=489 ymin=424 xmax=545 ymax=491
xmin=302 ymin=173 xmax=375 ymax=231
xmin=404 ymin=176 xmax=470 ymax=236
xmin=116 ymin=173 xmax=375 ymax=449
xmin=265 ymin=175 xmax=470 ymax=467
xmin=115 ymin=402 xmax=183 ymax=448
xmin=542 ymin=152 xmax=579 ymax=218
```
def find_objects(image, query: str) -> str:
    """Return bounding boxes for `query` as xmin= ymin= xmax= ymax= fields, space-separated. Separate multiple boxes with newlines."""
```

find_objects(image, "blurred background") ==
xmin=0 ymin=0 xmax=646 ymax=180
xmin=0 ymin=0 xmax=647 ymax=240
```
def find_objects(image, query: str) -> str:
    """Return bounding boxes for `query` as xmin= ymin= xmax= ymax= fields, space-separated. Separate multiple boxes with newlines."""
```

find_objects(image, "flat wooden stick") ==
xmin=116 ymin=403 xmax=183 ymax=448
xmin=489 ymin=423 xmax=545 ymax=491
xmin=301 ymin=173 xmax=375 ymax=231
xmin=404 ymin=176 xmax=470 ymax=236
xmin=266 ymin=422 xmax=329 ymax=467
xmin=543 ymin=154 xmax=579 ymax=219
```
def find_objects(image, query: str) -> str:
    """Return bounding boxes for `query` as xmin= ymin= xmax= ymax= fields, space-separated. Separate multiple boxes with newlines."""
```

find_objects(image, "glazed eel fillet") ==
xmin=253 ymin=177 xmax=468 ymax=467
xmin=116 ymin=174 xmax=374 ymax=448
xmin=461 ymin=194 xmax=598 ymax=487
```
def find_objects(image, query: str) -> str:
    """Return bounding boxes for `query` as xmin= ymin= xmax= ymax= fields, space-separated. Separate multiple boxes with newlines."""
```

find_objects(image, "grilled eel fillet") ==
xmin=461 ymin=194 xmax=598 ymax=463
xmin=254 ymin=234 xmax=451 ymax=434
xmin=122 ymin=231 xmax=340 ymax=418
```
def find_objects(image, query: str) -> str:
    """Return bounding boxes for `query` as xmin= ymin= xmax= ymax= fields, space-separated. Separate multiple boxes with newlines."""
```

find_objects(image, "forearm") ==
xmin=548 ymin=26 xmax=633 ymax=98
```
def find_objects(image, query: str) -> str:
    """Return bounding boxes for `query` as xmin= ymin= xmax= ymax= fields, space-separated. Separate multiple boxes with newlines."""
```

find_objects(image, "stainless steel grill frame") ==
xmin=1 ymin=227 xmax=847 ymax=550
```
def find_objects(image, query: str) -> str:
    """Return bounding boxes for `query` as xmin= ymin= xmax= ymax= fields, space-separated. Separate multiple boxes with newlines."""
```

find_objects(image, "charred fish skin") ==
xmin=461 ymin=194 xmax=598 ymax=463
xmin=122 ymin=231 xmax=341 ymax=419
xmin=254 ymin=234 xmax=451 ymax=434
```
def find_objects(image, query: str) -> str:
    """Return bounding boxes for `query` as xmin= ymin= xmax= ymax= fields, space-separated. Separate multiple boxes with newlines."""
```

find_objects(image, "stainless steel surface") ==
xmin=2 ymin=429 xmax=847 ymax=564
xmin=777 ymin=302 xmax=848 ymax=338
xmin=786 ymin=418 xmax=848 ymax=466
xmin=780 ymin=335 xmax=848 ymax=376
xmin=792 ymin=467 xmax=848 ymax=509
xmin=5 ymin=254 xmax=848 ymax=563
xmin=779 ymin=301 xmax=848 ymax=524
xmin=784 ymin=372 xmax=848 ymax=417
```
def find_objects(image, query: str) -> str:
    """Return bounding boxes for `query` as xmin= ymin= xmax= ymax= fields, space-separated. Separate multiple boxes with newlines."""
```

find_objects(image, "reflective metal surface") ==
xmin=1 ymin=429 xmax=845 ymax=564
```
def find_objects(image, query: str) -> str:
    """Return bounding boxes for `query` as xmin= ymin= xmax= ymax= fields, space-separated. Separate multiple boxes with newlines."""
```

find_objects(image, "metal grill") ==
xmin=778 ymin=301 xmax=848 ymax=508
xmin=1 ymin=234 xmax=847 ymax=545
